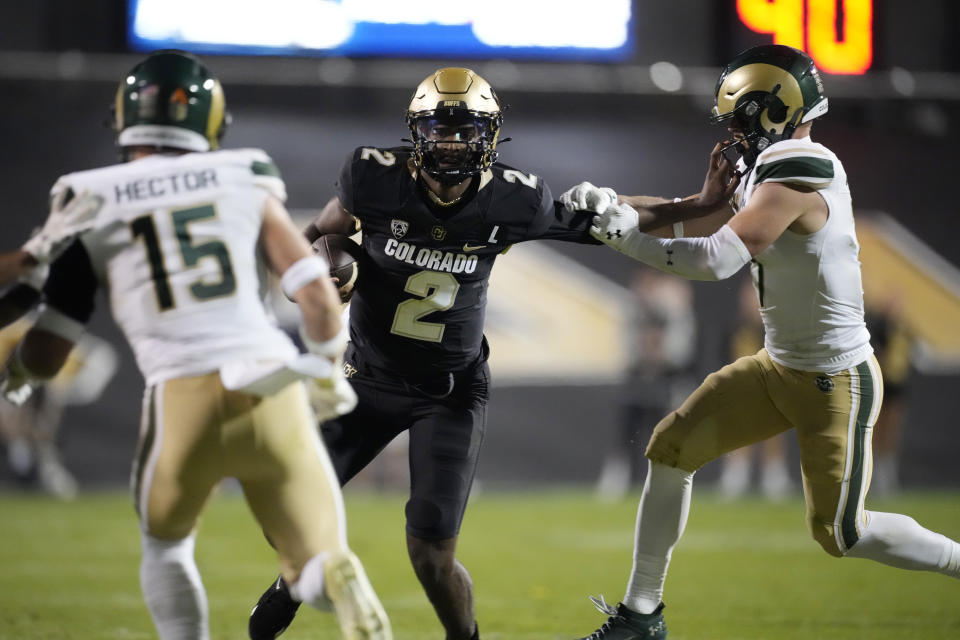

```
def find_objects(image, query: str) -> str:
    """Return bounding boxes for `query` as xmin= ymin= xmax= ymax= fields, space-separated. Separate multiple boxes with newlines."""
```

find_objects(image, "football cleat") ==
xmin=248 ymin=575 xmax=301 ymax=640
xmin=324 ymin=550 xmax=393 ymax=640
xmin=576 ymin=595 xmax=667 ymax=640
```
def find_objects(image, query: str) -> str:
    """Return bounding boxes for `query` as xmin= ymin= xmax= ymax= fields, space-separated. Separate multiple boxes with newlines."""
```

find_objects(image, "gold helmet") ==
xmin=405 ymin=67 xmax=503 ymax=185
xmin=711 ymin=45 xmax=828 ymax=167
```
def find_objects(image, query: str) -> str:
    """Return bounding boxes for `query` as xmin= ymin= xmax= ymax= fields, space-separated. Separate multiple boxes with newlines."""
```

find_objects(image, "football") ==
xmin=311 ymin=234 xmax=361 ymax=303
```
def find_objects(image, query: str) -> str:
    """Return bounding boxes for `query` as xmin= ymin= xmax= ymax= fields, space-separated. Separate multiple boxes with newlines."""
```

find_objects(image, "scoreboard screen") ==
xmin=127 ymin=0 xmax=634 ymax=61
xmin=735 ymin=0 xmax=873 ymax=74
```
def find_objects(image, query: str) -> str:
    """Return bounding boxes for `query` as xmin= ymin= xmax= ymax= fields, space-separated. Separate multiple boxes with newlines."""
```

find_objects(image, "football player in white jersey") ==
xmin=0 ymin=50 xmax=392 ymax=640
xmin=564 ymin=45 xmax=960 ymax=639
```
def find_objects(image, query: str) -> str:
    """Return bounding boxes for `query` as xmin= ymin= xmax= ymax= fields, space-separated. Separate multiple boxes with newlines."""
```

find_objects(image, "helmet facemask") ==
xmin=405 ymin=67 xmax=503 ymax=186
xmin=407 ymin=108 xmax=501 ymax=185
xmin=710 ymin=87 xmax=803 ymax=168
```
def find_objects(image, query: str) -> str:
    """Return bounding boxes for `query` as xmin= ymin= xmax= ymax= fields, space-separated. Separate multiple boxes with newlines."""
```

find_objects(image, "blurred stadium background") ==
xmin=0 ymin=1 xmax=958 ymax=494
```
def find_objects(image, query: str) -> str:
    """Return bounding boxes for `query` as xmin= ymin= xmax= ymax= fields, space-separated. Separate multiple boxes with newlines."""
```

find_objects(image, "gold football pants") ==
xmin=647 ymin=349 xmax=883 ymax=556
xmin=131 ymin=373 xmax=346 ymax=580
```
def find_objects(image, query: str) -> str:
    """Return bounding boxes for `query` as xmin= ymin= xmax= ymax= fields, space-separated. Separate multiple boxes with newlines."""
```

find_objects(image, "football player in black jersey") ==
xmin=248 ymin=67 xmax=598 ymax=640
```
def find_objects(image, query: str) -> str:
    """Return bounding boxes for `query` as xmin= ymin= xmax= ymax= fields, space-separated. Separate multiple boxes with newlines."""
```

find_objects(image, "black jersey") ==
xmin=336 ymin=146 xmax=596 ymax=375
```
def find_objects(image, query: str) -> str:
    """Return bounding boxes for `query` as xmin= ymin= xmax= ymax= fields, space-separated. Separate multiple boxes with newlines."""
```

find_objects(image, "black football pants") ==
xmin=320 ymin=344 xmax=490 ymax=540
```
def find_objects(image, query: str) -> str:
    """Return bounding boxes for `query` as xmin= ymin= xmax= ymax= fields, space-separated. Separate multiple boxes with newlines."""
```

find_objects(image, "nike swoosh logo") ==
xmin=463 ymin=243 xmax=487 ymax=252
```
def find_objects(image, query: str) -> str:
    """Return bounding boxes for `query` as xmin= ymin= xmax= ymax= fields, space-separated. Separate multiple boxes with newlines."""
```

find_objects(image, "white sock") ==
xmin=288 ymin=552 xmax=333 ymax=611
xmin=845 ymin=511 xmax=960 ymax=578
xmin=140 ymin=532 xmax=209 ymax=640
xmin=624 ymin=462 xmax=695 ymax=614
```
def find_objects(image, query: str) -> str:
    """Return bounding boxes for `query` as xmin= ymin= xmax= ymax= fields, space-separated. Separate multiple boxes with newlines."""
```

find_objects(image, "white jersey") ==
xmin=733 ymin=137 xmax=872 ymax=373
xmin=53 ymin=149 xmax=299 ymax=385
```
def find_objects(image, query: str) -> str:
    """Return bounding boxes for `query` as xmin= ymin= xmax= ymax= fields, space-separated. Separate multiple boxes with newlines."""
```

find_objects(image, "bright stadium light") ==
xmin=650 ymin=61 xmax=683 ymax=92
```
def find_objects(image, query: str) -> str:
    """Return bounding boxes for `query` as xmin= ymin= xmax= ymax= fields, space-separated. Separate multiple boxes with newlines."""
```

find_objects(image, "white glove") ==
xmin=310 ymin=363 xmax=358 ymax=423
xmin=560 ymin=181 xmax=618 ymax=214
xmin=590 ymin=201 xmax=640 ymax=253
xmin=0 ymin=356 xmax=37 ymax=406
xmin=22 ymin=190 xmax=104 ymax=264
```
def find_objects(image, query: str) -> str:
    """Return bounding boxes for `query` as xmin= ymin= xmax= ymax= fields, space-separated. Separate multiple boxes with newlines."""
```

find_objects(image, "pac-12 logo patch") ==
xmin=815 ymin=375 xmax=835 ymax=393
xmin=390 ymin=219 xmax=409 ymax=239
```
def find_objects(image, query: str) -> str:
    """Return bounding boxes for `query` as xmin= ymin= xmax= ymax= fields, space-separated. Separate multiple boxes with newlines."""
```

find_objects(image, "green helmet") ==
xmin=113 ymin=50 xmax=228 ymax=153
xmin=710 ymin=44 xmax=827 ymax=167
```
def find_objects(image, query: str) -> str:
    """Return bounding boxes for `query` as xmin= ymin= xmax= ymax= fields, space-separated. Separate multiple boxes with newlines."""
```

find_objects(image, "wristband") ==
xmin=299 ymin=322 xmax=349 ymax=359
xmin=281 ymin=255 xmax=329 ymax=299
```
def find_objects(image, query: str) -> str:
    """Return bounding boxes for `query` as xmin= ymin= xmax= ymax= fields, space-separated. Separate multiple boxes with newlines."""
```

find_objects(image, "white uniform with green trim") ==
xmin=733 ymin=136 xmax=872 ymax=373
xmin=54 ymin=148 xmax=298 ymax=385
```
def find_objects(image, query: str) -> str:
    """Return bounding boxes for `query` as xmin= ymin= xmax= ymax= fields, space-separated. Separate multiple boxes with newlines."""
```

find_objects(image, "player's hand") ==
xmin=590 ymin=201 xmax=640 ymax=253
xmin=560 ymin=182 xmax=618 ymax=214
xmin=311 ymin=364 xmax=358 ymax=422
xmin=0 ymin=357 xmax=36 ymax=406
xmin=330 ymin=276 xmax=355 ymax=305
xmin=22 ymin=190 xmax=104 ymax=264
xmin=697 ymin=142 xmax=740 ymax=209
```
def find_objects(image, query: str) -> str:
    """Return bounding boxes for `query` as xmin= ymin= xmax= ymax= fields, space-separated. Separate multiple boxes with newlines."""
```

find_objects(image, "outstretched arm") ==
xmin=591 ymin=181 xmax=819 ymax=281
xmin=561 ymin=142 xmax=740 ymax=239
xmin=631 ymin=142 xmax=740 ymax=236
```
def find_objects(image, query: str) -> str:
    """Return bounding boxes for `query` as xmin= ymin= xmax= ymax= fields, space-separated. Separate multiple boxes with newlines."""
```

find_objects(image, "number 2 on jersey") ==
xmin=390 ymin=271 xmax=460 ymax=342
xmin=131 ymin=205 xmax=236 ymax=311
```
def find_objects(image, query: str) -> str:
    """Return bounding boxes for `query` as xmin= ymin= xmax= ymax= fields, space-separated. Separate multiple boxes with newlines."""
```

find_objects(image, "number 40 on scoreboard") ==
xmin=737 ymin=0 xmax=872 ymax=74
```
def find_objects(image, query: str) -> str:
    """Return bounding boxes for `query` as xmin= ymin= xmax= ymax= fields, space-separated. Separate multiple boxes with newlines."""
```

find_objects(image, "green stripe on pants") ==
xmin=842 ymin=360 xmax=875 ymax=550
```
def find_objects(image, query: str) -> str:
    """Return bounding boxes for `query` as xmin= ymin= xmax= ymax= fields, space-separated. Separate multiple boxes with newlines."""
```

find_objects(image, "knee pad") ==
xmin=405 ymin=496 xmax=458 ymax=540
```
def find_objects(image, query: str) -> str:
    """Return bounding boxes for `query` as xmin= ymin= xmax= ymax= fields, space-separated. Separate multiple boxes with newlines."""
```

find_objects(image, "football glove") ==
xmin=310 ymin=364 xmax=358 ymax=423
xmin=560 ymin=182 xmax=618 ymax=214
xmin=590 ymin=201 xmax=640 ymax=253
xmin=22 ymin=190 xmax=104 ymax=264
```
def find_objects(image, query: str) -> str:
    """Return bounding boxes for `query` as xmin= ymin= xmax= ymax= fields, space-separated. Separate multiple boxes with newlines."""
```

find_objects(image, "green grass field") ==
xmin=1 ymin=488 xmax=958 ymax=639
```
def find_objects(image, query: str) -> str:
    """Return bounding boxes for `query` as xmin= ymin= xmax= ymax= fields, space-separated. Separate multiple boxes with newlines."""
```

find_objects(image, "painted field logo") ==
xmin=815 ymin=375 xmax=835 ymax=393
xmin=390 ymin=219 xmax=409 ymax=239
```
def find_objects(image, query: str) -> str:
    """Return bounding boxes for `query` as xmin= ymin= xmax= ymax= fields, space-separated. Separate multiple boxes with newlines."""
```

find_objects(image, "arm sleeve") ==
xmin=617 ymin=224 xmax=752 ymax=281
xmin=42 ymin=240 xmax=98 ymax=324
